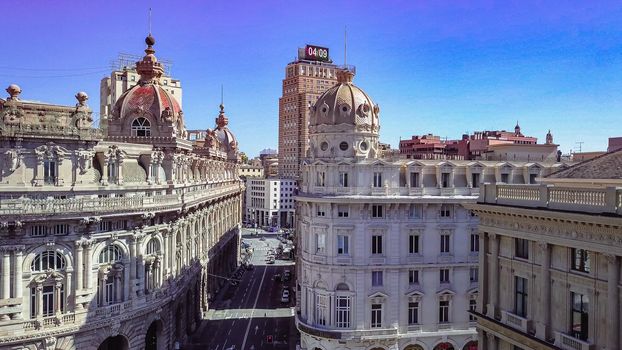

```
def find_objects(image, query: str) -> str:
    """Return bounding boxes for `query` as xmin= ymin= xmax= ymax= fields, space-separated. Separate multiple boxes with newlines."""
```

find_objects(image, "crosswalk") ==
xmin=205 ymin=308 xmax=295 ymax=320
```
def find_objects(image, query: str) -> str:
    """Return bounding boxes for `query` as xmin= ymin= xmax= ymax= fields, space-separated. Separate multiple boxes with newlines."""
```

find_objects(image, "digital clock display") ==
xmin=304 ymin=45 xmax=330 ymax=62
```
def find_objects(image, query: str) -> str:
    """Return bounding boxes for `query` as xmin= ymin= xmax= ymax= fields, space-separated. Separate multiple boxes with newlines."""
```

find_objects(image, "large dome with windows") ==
xmin=107 ymin=34 xmax=187 ymax=139
xmin=309 ymin=68 xmax=380 ymax=135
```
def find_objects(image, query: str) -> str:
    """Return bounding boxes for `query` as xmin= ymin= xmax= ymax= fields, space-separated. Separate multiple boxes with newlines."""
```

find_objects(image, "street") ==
xmin=187 ymin=229 xmax=298 ymax=350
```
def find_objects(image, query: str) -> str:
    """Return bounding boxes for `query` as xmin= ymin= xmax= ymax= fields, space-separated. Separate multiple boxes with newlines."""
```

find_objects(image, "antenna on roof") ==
xmin=344 ymin=26 xmax=348 ymax=66
xmin=148 ymin=8 xmax=152 ymax=35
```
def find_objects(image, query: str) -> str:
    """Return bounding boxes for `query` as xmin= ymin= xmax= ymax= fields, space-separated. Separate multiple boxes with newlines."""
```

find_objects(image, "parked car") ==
xmin=280 ymin=290 xmax=290 ymax=303
xmin=259 ymin=237 xmax=266 ymax=241
xmin=266 ymin=259 xmax=275 ymax=264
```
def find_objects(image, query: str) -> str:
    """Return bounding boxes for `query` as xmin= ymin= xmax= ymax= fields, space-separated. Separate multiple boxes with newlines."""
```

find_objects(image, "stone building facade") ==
xmin=295 ymin=68 xmax=569 ymax=350
xmin=0 ymin=34 xmax=244 ymax=350
xmin=466 ymin=150 xmax=622 ymax=350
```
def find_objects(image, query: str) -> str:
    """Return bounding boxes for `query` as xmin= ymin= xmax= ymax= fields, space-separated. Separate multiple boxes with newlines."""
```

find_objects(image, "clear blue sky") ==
xmin=3 ymin=1 xmax=622 ymax=156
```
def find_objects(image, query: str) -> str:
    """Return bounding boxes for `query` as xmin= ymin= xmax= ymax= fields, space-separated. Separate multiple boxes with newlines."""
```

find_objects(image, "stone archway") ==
xmin=405 ymin=345 xmax=424 ymax=350
xmin=433 ymin=343 xmax=455 ymax=350
xmin=462 ymin=341 xmax=477 ymax=350
xmin=98 ymin=335 xmax=129 ymax=350
xmin=145 ymin=319 xmax=164 ymax=350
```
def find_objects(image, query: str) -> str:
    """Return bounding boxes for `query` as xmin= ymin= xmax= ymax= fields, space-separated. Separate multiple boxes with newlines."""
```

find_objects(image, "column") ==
xmin=486 ymin=332 xmax=497 ymax=350
xmin=14 ymin=249 xmax=23 ymax=299
xmin=137 ymin=256 xmax=145 ymax=297
xmin=100 ymin=276 xmax=107 ymax=305
xmin=129 ymin=239 xmax=136 ymax=298
xmin=487 ymin=232 xmax=499 ymax=319
xmin=101 ymin=161 xmax=109 ymax=185
xmin=477 ymin=231 xmax=486 ymax=314
xmin=477 ymin=329 xmax=485 ymax=350
xmin=607 ymin=254 xmax=620 ymax=350
xmin=162 ymin=233 xmax=169 ymax=276
xmin=169 ymin=232 xmax=176 ymax=276
xmin=536 ymin=241 xmax=551 ymax=340
xmin=65 ymin=272 xmax=72 ymax=313
xmin=36 ymin=285 xmax=43 ymax=318
xmin=54 ymin=282 xmax=62 ymax=314
xmin=2 ymin=250 xmax=10 ymax=299
xmin=115 ymin=273 xmax=122 ymax=302
xmin=85 ymin=243 xmax=93 ymax=289
xmin=75 ymin=244 xmax=83 ymax=290
xmin=117 ymin=160 xmax=124 ymax=185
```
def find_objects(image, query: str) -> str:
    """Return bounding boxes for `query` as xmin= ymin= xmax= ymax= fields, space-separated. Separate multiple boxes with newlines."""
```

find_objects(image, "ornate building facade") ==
xmin=294 ymin=67 xmax=570 ymax=350
xmin=0 ymin=34 xmax=244 ymax=350
xmin=466 ymin=150 xmax=622 ymax=350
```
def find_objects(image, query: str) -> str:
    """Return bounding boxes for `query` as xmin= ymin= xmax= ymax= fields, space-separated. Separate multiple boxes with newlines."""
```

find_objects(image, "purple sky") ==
xmin=3 ymin=1 xmax=622 ymax=156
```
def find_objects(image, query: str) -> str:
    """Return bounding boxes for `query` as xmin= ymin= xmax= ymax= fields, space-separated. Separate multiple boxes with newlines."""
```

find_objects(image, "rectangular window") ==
xmin=408 ymin=235 xmax=420 ymax=254
xmin=53 ymin=224 xmax=69 ymax=236
xmin=30 ymin=225 xmax=47 ymax=237
xmin=408 ymin=270 xmax=419 ymax=284
xmin=408 ymin=302 xmax=419 ymax=325
xmin=337 ymin=235 xmax=349 ymax=255
xmin=42 ymin=285 xmax=54 ymax=316
xmin=571 ymin=248 xmax=591 ymax=273
xmin=372 ymin=205 xmax=383 ymax=218
xmin=315 ymin=233 xmax=325 ymax=253
xmin=472 ymin=173 xmax=480 ymax=188
xmin=515 ymin=238 xmax=529 ymax=259
xmin=337 ymin=205 xmax=349 ymax=218
xmin=316 ymin=171 xmax=325 ymax=186
xmin=515 ymin=276 xmax=528 ymax=317
xmin=43 ymin=160 xmax=57 ymax=185
xmin=335 ymin=296 xmax=351 ymax=328
xmin=440 ymin=234 xmax=450 ymax=253
xmin=339 ymin=172 xmax=349 ymax=187
xmin=410 ymin=172 xmax=420 ymax=187
xmin=470 ymin=267 xmax=478 ymax=282
xmin=439 ymin=300 xmax=449 ymax=323
xmin=316 ymin=294 xmax=328 ymax=326
xmin=371 ymin=303 xmax=382 ymax=328
xmin=316 ymin=210 xmax=325 ymax=217
xmin=108 ymin=163 xmax=118 ymax=183
xmin=571 ymin=292 xmax=589 ymax=340
xmin=371 ymin=235 xmax=383 ymax=255
xmin=440 ymin=269 xmax=450 ymax=283
xmin=529 ymin=173 xmax=538 ymax=184
xmin=470 ymin=233 xmax=479 ymax=252
xmin=371 ymin=271 xmax=383 ymax=286
xmin=373 ymin=172 xmax=382 ymax=187
xmin=469 ymin=299 xmax=477 ymax=321
xmin=441 ymin=172 xmax=450 ymax=188
xmin=409 ymin=205 xmax=422 ymax=219
xmin=501 ymin=173 xmax=509 ymax=183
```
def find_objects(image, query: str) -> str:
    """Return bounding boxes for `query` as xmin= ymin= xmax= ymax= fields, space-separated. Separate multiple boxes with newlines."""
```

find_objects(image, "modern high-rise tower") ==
xmin=278 ymin=45 xmax=338 ymax=179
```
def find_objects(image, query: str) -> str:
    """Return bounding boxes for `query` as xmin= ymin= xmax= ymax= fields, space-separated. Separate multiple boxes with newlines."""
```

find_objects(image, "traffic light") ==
xmin=266 ymin=335 xmax=273 ymax=344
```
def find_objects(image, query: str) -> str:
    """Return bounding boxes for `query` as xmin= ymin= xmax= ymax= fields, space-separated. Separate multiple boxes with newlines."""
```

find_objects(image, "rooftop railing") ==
xmin=481 ymin=183 xmax=622 ymax=215
xmin=0 ymin=181 xmax=243 ymax=217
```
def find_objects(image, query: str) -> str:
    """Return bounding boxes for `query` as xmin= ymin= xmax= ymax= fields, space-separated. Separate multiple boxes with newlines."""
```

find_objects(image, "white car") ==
xmin=280 ymin=290 xmax=290 ymax=303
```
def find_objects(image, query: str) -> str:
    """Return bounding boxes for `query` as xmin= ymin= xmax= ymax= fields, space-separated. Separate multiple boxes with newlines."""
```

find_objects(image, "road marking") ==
xmin=241 ymin=265 xmax=268 ymax=350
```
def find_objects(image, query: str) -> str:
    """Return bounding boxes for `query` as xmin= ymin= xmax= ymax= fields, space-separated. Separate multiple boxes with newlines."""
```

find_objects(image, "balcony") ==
xmin=501 ymin=310 xmax=532 ymax=334
xmin=295 ymin=315 xmax=397 ymax=341
xmin=0 ymin=181 xmax=242 ymax=217
xmin=555 ymin=332 xmax=594 ymax=350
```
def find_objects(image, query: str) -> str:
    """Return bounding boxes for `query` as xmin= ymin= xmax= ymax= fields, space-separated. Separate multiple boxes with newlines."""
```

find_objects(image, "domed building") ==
xmin=0 ymin=34 xmax=244 ymax=349
xmin=295 ymin=67 xmax=568 ymax=350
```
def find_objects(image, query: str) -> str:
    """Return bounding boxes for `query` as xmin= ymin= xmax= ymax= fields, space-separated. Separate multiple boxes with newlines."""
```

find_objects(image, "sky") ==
xmin=2 ymin=1 xmax=622 ymax=156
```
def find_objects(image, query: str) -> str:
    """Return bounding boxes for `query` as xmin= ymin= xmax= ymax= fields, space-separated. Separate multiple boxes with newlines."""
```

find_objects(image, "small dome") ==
xmin=309 ymin=68 xmax=379 ymax=134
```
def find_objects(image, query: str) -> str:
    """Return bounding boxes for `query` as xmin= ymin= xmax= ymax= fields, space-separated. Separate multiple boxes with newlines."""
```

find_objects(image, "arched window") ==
xmin=146 ymin=239 xmax=160 ymax=255
xmin=131 ymin=117 xmax=151 ymax=137
xmin=31 ymin=251 xmax=66 ymax=272
xmin=99 ymin=245 xmax=122 ymax=264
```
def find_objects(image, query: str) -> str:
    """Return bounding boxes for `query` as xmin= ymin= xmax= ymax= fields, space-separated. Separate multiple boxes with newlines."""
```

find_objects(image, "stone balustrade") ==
xmin=555 ymin=331 xmax=594 ymax=350
xmin=482 ymin=183 xmax=622 ymax=215
xmin=296 ymin=315 xmax=398 ymax=341
xmin=302 ymin=185 xmax=479 ymax=197
xmin=0 ymin=181 xmax=242 ymax=217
